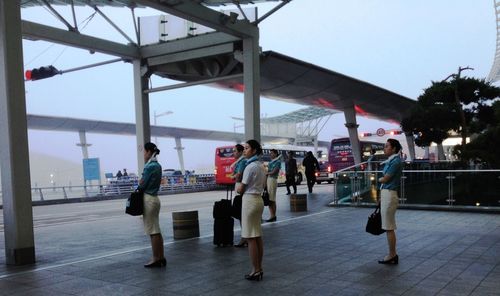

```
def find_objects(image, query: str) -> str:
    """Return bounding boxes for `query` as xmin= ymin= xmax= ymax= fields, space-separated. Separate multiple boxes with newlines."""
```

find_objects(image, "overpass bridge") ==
xmin=27 ymin=110 xmax=333 ymax=173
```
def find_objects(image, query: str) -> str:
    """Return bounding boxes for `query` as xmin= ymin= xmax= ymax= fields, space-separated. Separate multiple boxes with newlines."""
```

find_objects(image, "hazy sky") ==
xmin=19 ymin=0 xmax=496 ymax=184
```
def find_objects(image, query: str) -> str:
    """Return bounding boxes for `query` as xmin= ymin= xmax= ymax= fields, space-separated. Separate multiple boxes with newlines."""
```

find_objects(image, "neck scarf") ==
xmin=246 ymin=155 xmax=259 ymax=165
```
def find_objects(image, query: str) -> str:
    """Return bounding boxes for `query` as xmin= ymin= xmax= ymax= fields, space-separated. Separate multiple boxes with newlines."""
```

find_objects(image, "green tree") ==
xmin=401 ymin=75 xmax=500 ymax=164
xmin=458 ymin=101 xmax=500 ymax=167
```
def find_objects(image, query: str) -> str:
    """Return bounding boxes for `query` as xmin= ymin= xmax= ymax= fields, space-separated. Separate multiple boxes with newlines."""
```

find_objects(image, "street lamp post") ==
xmin=153 ymin=110 xmax=173 ymax=144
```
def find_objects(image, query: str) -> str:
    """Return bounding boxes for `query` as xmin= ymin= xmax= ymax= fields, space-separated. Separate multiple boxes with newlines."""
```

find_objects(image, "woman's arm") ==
xmin=137 ymin=165 xmax=152 ymax=192
xmin=378 ymin=174 xmax=392 ymax=184
xmin=267 ymin=166 xmax=280 ymax=176
xmin=237 ymin=183 xmax=246 ymax=195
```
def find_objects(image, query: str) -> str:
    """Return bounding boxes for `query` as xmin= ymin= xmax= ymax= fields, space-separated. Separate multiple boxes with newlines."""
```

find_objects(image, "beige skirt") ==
xmin=143 ymin=193 xmax=161 ymax=235
xmin=241 ymin=193 xmax=264 ymax=238
xmin=380 ymin=189 xmax=398 ymax=230
xmin=266 ymin=177 xmax=278 ymax=202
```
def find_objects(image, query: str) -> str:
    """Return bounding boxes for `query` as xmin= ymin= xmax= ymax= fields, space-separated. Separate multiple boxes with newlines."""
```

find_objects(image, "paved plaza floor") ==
xmin=0 ymin=187 xmax=498 ymax=295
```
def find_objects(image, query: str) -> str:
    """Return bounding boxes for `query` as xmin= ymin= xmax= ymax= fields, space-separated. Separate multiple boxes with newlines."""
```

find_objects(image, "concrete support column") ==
xmin=77 ymin=130 xmax=91 ymax=159
xmin=344 ymin=106 xmax=361 ymax=165
xmin=437 ymin=143 xmax=446 ymax=161
xmin=313 ymin=136 xmax=318 ymax=155
xmin=405 ymin=134 xmax=416 ymax=161
xmin=243 ymin=34 xmax=261 ymax=142
xmin=423 ymin=147 xmax=430 ymax=159
xmin=0 ymin=0 xmax=35 ymax=265
xmin=133 ymin=60 xmax=150 ymax=175
xmin=174 ymin=137 xmax=185 ymax=174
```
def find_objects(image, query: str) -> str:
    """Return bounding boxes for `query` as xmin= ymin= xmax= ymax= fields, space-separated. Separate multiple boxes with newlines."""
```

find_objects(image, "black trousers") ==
xmin=306 ymin=172 xmax=316 ymax=193
xmin=285 ymin=174 xmax=296 ymax=194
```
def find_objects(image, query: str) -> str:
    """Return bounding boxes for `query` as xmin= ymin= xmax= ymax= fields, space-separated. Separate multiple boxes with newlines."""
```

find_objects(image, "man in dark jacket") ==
xmin=285 ymin=151 xmax=297 ymax=195
xmin=303 ymin=151 xmax=320 ymax=193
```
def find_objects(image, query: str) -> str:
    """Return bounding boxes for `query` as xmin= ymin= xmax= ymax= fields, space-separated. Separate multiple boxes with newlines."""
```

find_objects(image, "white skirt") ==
xmin=266 ymin=177 xmax=278 ymax=202
xmin=143 ymin=193 xmax=161 ymax=235
xmin=380 ymin=189 xmax=398 ymax=230
xmin=241 ymin=193 xmax=264 ymax=238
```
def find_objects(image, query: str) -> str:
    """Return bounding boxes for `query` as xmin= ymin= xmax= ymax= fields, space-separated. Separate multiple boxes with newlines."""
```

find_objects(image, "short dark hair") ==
xmin=144 ymin=142 xmax=160 ymax=155
xmin=234 ymin=144 xmax=244 ymax=153
xmin=386 ymin=139 xmax=402 ymax=153
xmin=246 ymin=139 xmax=263 ymax=155
xmin=270 ymin=149 xmax=278 ymax=155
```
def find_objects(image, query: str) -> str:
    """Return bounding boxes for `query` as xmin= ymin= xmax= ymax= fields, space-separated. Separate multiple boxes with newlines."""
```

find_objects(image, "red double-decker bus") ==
xmin=214 ymin=146 xmax=236 ymax=185
xmin=215 ymin=145 xmax=307 ymax=186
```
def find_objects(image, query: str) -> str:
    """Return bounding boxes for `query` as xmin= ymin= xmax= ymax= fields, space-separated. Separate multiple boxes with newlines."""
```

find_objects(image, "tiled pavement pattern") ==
xmin=0 ymin=194 xmax=499 ymax=295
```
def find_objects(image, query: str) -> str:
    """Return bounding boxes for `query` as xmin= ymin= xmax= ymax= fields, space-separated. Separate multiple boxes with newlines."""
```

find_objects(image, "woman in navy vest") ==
xmin=137 ymin=142 xmax=166 ymax=268
xmin=377 ymin=139 xmax=403 ymax=265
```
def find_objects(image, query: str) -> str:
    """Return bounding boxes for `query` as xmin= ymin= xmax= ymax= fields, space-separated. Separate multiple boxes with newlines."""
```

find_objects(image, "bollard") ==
xmin=290 ymin=194 xmax=307 ymax=212
xmin=172 ymin=211 xmax=200 ymax=240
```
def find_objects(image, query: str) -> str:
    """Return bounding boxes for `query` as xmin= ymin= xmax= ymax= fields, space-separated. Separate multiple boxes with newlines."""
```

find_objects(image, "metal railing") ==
xmin=0 ymin=174 xmax=221 ymax=204
xmin=330 ymin=161 xmax=500 ymax=209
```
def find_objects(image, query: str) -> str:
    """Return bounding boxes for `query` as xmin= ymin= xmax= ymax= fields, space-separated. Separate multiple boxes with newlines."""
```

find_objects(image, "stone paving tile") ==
xmin=7 ymin=287 xmax=74 ymax=296
xmin=0 ymin=194 xmax=499 ymax=295
xmin=79 ymin=283 xmax=149 ymax=296
xmin=43 ymin=277 xmax=109 ymax=294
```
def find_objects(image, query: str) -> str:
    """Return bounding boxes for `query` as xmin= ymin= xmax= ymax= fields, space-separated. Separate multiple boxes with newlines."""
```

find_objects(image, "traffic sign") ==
xmin=376 ymin=128 xmax=385 ymax=137
xmin=83 ymin=158 xmax=101 ymax=181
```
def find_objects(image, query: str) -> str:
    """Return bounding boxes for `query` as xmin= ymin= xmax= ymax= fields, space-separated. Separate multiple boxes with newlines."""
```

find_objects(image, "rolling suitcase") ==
xmin=213 ymin=187 xmax=234 ymax=247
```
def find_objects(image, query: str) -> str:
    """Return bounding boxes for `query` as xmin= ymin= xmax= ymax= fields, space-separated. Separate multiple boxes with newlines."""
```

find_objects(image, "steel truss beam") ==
xmin=21 ymin=20 xmax=140 ymax=59
xmin=133 ymin=0 xmax=258 ymax=38
xmin=140 ymin=31 xmax=240 ymax=58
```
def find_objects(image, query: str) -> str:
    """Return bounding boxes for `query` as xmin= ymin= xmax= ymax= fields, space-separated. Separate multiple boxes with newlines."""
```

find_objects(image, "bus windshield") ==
xmin=328 ymin=138 xmax=385 ymax=171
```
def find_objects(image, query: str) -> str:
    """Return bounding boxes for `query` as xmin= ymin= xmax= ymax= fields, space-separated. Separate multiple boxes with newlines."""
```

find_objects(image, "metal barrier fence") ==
xmin=0 ymin=174 xmax=221 ymax=204
xmin=330 ymin=162 xmax=500 ymax=209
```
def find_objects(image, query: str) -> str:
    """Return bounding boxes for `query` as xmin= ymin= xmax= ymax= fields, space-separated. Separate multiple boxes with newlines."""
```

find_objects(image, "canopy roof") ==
xmin=262 ymin=107 xmax=339 ymax=124
xmin=20 ymin=0 xmax=276 ymax=8
xmin=214 ymin=51 xmax=415 ymax=123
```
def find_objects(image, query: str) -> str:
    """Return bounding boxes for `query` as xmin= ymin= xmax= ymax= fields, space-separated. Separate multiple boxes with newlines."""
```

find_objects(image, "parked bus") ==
xmin=328 ymin=138 xmax=385 ymax=172
xmin=214 ymin=145 xmax=307 ymax=185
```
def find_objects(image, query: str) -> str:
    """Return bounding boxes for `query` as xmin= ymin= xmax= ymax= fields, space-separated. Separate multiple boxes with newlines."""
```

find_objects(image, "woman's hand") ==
xmin=237 ymin=183 xmax=245 ymax=195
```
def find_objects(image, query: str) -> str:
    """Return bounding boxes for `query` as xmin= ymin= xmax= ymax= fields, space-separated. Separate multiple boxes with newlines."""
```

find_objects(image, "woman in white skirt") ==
xmin=137 ymin=142 xmax=166 ymax=268
xmin=377 ymin=138 xmax=403 ymax=265
xmin=265 ymin=149 xmax=281 ymax=222
xmin=237 ymin=139 xmax=266 ymax=281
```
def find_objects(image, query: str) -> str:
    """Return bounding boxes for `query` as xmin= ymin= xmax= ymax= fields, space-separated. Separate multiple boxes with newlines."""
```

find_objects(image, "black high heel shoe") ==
xmin=245 ymin=270 xmax=263 ymax=281
xmin=144 ymin=258 xmax=167 ymax=268
xmin=234 ymin=241 xmax=248 ymax=248
xmin=378 ymin=255 xmax=398 ymax=265
xmin=265 ymin=217 xmax=277 ymax=222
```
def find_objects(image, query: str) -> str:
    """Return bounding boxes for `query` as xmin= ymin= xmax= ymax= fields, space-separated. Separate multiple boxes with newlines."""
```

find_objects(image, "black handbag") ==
xmin=126 ymin=191 xmax=144 ymax=216
xmin=231 ymin=194 xmax=242 ymax=220
xmin=262 ymin=189 xmax=270 ymax=207
xmin=366 ymin=205 xmax=386 ymax=235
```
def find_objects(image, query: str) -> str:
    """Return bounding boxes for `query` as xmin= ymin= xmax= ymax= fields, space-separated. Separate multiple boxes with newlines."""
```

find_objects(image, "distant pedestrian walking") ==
xmin=116 ymin=170 xmax=123 ymax=179
xmin=285 ymin=151 xmax=297 ymax=195
xmin=137 ymin=142 xmax=166 ymax=268
xmin=237 ymin=139 xmax=266 ymax=281
xmin=302 ymin=151 xmax=320 ymax=193
xmin=123 ymin=168 xmax=128 ymax=177
xmin=377 ymin=139 xmax=403 ymax=265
